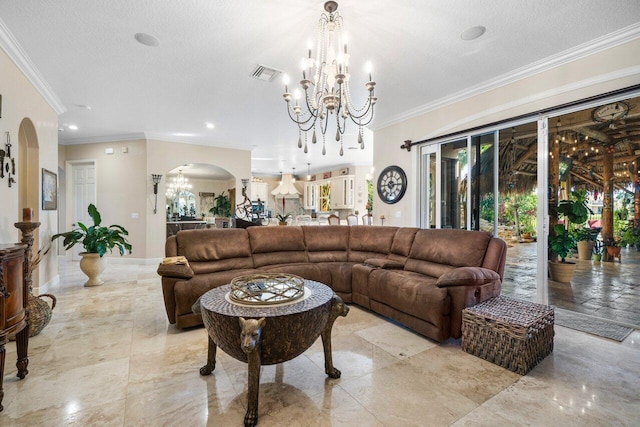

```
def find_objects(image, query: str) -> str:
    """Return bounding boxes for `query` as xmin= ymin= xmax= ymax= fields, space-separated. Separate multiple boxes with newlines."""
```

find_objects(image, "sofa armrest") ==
xmin=157 ymin=262 xmax=194 ymax=279
xmin=436 ymin=266 xmax=500 ymax=287
xmin=364 ymin=258 xmax=405 ymax=269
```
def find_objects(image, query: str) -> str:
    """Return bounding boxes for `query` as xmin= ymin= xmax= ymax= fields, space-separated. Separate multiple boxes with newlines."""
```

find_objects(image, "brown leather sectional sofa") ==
xmin=158 ymin=225 xmax=507 ymax=342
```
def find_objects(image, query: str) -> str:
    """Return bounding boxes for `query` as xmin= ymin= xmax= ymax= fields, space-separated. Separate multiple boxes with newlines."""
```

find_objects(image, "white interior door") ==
xmin=71 ymin=162 xmax=96 ymax=260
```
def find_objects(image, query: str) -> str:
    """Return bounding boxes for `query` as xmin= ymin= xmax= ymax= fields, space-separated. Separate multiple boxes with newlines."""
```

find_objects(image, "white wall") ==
xmin=146 ymin=139 xmax=251 ymax=258
xmin=0 ymin=47 xmax=59 ymax=291
xmin=373 ymin=38 xmax=640 ymax=227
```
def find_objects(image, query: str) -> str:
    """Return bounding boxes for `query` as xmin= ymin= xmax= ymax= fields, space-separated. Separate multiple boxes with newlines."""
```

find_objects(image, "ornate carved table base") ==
xmin=0 ymin=244 xmax=30 ymax=412
xmin=197 ymin=281 xmax=349 ymax=427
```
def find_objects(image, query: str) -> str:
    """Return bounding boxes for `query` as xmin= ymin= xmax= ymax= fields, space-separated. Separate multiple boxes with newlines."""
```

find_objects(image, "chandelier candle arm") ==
xmin=282 ymin=1 xmax=377 ymax=156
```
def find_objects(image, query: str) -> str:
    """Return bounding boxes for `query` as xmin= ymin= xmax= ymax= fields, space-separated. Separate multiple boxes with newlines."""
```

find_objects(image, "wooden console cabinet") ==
xmin=0 ymin=243 xmax=29 ymax=412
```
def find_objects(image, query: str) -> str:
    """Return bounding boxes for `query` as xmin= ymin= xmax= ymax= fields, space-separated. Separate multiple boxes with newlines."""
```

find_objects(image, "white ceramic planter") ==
xmin=79 ymin=252 xmax=107 ymax=287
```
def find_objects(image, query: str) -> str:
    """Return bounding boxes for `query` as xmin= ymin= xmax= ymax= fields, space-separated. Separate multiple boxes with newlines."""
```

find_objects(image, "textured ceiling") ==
xmin=1 ymin=0 xmax=639 ymax=175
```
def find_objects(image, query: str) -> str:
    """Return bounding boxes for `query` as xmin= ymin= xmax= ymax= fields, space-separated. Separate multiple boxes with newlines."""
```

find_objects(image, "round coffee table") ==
xmin=197 ymin=280 xmax=349 ymax=427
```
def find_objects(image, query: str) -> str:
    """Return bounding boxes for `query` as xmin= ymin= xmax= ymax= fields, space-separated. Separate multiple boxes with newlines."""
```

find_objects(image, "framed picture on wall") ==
xmin=42 ymin=168 xmax=57 ymax=210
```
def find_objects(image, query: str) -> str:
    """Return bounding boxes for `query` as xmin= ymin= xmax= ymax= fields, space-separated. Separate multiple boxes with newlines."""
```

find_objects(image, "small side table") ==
xmin=462 ymin=296 xmax=554 ymax=375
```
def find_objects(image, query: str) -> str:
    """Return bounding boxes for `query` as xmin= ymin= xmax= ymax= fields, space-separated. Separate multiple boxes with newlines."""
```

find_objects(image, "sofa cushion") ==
xmin=368 ymin=269 xmax=449 ymax=326
xmin=259 ymin=263 xmax=331 ymax=286
xmin=390 ymin=227 xmax=419 ymax=257
xmin=176 ymin=229 xmax=254 ymax=274
xmin=364 ymin=258 xmax=404 ymax=269
xmin=157 ymin=262 xmax=194 ymax=279
xmin=247 ymin=226 xmax=309 ymax=267
xmin=436 ymin=266 xmax=500 ymax=287
xmin=408 ymin=229 xmax=492 ymax=266
xmin=405 ymin=229 xmax=492 ymax=277
xmin=321 ymin=262 xmax=357 ymax=294
xmin=348 ymin=226 xmax=398 ymax=262
xmin=303 ymin=226 xmax=350 ymax=262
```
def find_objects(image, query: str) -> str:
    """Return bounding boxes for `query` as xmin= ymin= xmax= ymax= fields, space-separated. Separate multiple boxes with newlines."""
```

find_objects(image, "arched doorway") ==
xmin=17 ymin=117 xmax=40 ymax=283
xmin=164 ymin=163 xmax=235 ymax=234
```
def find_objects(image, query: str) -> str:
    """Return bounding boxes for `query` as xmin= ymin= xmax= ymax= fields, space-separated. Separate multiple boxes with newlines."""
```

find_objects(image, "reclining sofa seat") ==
xmin=160 ymin=226 xmax=506 ymax=342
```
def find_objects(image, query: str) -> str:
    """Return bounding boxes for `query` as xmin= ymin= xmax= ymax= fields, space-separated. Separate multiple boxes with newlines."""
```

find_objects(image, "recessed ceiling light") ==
xmin=134 ymin=33 xmax=160 ymax=47
xmin=460 ymin=26 xmax=486 ymax=41
xmin=205 ymin=122 xmax=215 ymax=129
xmin=68 ymin=124 xmax=78 ymax=130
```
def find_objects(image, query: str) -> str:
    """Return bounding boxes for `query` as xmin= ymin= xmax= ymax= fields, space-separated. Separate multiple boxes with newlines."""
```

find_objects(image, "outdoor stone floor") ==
xmin=503 ymin=242 xmax=640 ymax=328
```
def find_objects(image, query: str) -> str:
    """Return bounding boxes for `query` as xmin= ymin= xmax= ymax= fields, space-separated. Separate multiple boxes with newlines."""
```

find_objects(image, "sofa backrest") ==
xmin=404 ymin=229 xmax=492 ymax=277
xmin=175 ymin=229 xmax=254 ymax=274
xmin=482 ymin=237 xmax=508 ymax=280
xmin=247 ymin=226 xmax=309 ymax=267
xmin=348 ymin=226 xmax=398 ymax=262
xmin=303 ymin=226 xmax=350 ymax=262
xmin=388 ymin=227 xmax=419 ymax=264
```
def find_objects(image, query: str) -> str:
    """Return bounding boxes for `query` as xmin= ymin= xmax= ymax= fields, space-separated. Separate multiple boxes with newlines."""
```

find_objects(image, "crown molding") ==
xmin=417 ymin=65 xmax=640 ymax=142
xmin=144 ymin=132 xmax=251 ymax=151
xmin=59 ymin=133 xmax=146 ymax=145
xmin=0 ymin=17 xmax=66 ymax=115
xmin=373 ymin=22 xmax=640 ymax=131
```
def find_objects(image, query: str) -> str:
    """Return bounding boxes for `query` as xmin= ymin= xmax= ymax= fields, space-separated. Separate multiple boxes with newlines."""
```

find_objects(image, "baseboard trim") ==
xmin=38 ymin=274 xmax=60 ymax=294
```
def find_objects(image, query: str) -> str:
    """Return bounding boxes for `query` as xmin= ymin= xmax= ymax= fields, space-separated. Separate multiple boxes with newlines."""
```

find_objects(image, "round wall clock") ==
xmin=592 ymin=101 xmax=629 ymax=123
xmin=377 ymin=165 xmax=407 ymax=204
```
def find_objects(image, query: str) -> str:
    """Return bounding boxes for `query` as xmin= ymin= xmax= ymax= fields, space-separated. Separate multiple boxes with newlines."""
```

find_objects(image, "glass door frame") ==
xmin=418 ymin=118 xmax=548 ymax=303
xmin=419 ymin=143 xmax=440 ymax=229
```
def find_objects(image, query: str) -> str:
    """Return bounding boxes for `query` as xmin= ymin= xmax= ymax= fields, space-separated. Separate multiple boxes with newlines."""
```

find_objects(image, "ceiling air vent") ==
xmin=250 ymin=64 xmax=282 ymax=82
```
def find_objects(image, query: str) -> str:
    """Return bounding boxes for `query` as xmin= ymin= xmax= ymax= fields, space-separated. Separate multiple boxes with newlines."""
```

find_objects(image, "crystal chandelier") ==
xmin=165 ymin=170 xmax=192 ymax=199
xmin=282 ymin=1 xmax=377 ymax=156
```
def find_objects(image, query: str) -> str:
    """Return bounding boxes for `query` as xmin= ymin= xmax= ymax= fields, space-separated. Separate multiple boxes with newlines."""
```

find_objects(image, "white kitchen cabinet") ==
xmin=250 ymin=182 xmax=269 ymax=206
xmin=330 ymin=175 xmax=355 ymax=209
xmin=303 ymin=182 xmax=318 ymax=210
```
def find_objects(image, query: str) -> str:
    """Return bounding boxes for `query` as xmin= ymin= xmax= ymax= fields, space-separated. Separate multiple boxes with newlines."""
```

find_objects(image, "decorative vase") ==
xmin=79 ymin=252 xmax=107 ymax=287
xmin=593 ymin=253 xmax=602 ymax=262
xmin=279 ymin=221 xmax=287 ymax=226
xmin=521 ymin=232 xmax=531 ymax=240
xmin=548 ymin=260 xmax=576 ymax=283
xmin=576 ymin=241 xmax=594 ymax=260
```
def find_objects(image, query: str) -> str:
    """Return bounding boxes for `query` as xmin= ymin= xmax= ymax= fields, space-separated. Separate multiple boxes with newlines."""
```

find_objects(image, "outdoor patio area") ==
xmin=502 ymin=241 xmax=640 ymax=328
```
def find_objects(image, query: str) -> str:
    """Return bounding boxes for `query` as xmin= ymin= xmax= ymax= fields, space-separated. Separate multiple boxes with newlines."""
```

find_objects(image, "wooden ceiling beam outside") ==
xmin=512 ymin=143 xmax=538 ymax=171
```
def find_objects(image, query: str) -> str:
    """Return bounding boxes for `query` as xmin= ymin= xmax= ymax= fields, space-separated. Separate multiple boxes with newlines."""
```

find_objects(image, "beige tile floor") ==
xmin=503 ymin=242 xmax=640 ymax=327
xmin=1 ymin=260 xmax=639 ymax=426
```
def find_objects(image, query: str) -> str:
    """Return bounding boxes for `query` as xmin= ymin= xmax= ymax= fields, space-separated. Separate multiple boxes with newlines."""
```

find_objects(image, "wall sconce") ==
xmin=152 ymin=174 xmax=162 ymax=214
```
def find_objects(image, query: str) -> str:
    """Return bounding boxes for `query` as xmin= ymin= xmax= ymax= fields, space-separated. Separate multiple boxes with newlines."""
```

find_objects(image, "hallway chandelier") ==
xmin=282 ymin=1 xmax=377 ymax=157
xmin=165 ymin=170 xmax=192 ymax=199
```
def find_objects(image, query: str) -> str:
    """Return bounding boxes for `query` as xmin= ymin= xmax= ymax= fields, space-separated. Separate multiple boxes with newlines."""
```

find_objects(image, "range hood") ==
xmin=271 ymin=174 xmax=301 ymax=198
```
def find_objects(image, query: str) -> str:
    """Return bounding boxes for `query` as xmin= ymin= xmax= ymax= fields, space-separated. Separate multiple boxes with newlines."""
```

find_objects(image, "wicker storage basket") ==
xmin=462 ymin=296 xmax=554 ymax=375
xmin=27 ymin=293 xmax=56 ymax=337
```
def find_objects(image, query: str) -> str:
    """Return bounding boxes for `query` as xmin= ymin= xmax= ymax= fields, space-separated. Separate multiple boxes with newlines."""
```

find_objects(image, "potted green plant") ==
xmin=557 ymin=189 xmax=594 ymax=259
xmin=620 ymin=226 xmax=640 ymax=251
xmin=210 ymin=192 xmax=231 ymax=217
xmin=573 ymin=227 xmax=598 ymax=260
xmin=592 ymin=240 xmax=603 ymax=262
xmin=276 ymin=213 xmax=291 ymax=226
xmin=603 ymin=237 xmax=622 ymax=262
xmin=520 ymin=224 xmax=535 ymax=240
xmin=52 ymin=204 xmax=132 ymax=287
xmin=548 ymin=224 xmax=577 ymax=283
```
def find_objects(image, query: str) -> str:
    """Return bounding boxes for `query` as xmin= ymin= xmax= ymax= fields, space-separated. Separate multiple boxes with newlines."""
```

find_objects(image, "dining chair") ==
xmin=328 ymin=214 xmax=341 ymax=225
xmin=362 ymin=213 xmax=373 ymax=225
xmin=346 ymin=214 xmax=358 ymax=226
xmin=296 ymin=214 xmax=312 ymax=225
